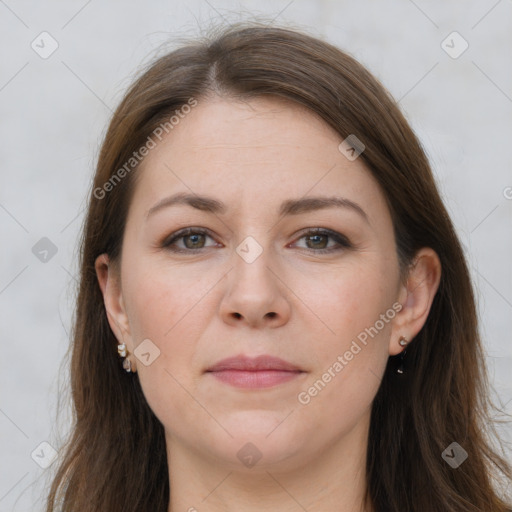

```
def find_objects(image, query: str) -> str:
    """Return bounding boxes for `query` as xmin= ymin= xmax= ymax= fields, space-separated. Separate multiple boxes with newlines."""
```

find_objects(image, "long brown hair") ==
xmin=46 ymin=22 xmax=512 ymax=512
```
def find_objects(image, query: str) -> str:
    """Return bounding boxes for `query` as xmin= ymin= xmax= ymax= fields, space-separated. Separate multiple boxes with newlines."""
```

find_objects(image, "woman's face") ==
xmin=104 ymin=96 xmax=410 ymax=472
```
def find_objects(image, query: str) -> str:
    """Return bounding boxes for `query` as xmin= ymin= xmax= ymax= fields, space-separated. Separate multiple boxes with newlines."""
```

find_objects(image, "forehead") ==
xmin=130 ymin=96 xmax=388 ymax=223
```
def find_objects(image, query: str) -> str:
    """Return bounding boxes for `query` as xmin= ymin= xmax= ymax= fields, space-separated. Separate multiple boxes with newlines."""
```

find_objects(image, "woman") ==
xmin=46 ymin=22 xmax=512 ymax=512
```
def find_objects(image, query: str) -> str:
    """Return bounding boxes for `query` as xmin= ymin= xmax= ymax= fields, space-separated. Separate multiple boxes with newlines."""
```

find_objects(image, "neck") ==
xmin=166 ymin=411 xmax=374 ymax=512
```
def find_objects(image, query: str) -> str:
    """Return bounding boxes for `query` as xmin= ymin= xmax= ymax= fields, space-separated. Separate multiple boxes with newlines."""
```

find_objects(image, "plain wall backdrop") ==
xmin=1 ymin=0 xmax=511 ymax=510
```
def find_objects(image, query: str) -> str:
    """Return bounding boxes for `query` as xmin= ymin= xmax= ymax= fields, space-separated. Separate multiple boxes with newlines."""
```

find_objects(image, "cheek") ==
xmin=296 ymin=257 xmax=396 ymax=406
xmin=121 ymin=261 xmax=213 ymax=429
xmin=123 ymin=257 xmax=219 ymax=341
xmin=121 ymin=257 xmax=230 ymax=406
xmin=303 ymin=257 xmax=396 ymax=348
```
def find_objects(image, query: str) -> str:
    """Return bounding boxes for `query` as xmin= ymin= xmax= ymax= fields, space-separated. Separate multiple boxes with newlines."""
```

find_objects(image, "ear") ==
xmin=95 ymin=253 xmax=134 ymax=351
xmin=389 ymin=247 xmax=442 ymax=356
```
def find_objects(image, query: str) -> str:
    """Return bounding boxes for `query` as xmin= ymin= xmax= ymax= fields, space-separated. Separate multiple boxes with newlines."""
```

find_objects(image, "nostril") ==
xmin=266 ymin=312 xmax=277 ymax=318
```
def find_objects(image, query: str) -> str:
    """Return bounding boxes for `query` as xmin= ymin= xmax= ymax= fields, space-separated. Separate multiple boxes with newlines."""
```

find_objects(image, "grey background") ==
xmin=1 ymin=0 xmax=511 ymax=510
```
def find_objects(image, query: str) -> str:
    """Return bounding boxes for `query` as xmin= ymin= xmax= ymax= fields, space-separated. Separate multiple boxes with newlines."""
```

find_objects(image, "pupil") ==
xmin=186 ymin=234 xmax=203 ymax=248
xmin=308 ymin=234 xmax=326 ymax=249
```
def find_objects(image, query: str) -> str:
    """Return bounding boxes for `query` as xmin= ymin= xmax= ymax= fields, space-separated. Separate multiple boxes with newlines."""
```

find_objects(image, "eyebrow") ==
xmin=146 ymin=192 xmax=369 ymax=224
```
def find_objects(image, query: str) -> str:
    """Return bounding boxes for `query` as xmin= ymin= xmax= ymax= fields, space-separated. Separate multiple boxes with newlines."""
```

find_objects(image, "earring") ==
xmin=399 ymin=336 xmax=408 ymax=347
xmin=396 ymin=336 xmax=409 ymax=375
xmin=117 ymin=343 xmax=134 ymax=373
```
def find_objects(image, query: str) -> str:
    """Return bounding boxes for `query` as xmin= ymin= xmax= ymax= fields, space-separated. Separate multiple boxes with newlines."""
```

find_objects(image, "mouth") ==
xmin=205 ymin=354 xmax=305 ymax=389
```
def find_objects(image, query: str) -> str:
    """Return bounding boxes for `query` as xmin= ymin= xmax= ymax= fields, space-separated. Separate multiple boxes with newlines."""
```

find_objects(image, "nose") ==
xmin=218 ymin=246 xmax=291 ymax=329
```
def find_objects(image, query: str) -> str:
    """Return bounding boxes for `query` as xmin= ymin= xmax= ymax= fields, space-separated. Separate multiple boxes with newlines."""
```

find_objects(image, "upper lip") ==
xmin=206 ymin=355 xmax=303 ymax=372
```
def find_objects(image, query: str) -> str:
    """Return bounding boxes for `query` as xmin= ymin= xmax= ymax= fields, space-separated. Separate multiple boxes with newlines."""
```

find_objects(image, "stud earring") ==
xmin=399 ymin=336 xmax=408 ymax=347
xmin=117 ymin=343 xmax=134 ymax=373
xmin=396 ymin=336 xmax=409 ymax=375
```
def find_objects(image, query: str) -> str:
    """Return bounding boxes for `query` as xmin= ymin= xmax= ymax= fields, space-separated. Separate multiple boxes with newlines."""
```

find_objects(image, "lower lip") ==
xmin=208 ymin=370 xmax=303 ymax=388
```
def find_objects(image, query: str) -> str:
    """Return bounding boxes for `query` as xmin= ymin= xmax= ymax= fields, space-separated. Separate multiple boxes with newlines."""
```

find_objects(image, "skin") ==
xmin=96 ymin=96 xmax=441 ymax=512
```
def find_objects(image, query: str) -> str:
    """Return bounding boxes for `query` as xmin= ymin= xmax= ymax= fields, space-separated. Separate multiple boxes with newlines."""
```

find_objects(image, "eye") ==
xmin=161 ymin=227 xmax=219 ymax=252
xmin=161 ymin=227 xmax=351 ymax=254
xmin=290 ymin=228 xmax=352 ymax=254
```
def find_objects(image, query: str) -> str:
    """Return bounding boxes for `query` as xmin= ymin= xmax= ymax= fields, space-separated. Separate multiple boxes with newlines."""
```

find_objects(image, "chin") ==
xmin=200 ymin=417 xmax=309 ymax=471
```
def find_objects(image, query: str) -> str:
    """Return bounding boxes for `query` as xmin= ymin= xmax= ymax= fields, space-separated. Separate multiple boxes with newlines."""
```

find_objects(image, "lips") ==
xmin=206 ymin=354 xmax=302 ymax=372
xmin=205 ymin=355 xmax=305 ymax=389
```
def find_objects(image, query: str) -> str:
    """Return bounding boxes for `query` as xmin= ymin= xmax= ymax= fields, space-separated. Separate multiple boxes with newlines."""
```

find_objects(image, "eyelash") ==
xmin=161 ymin=227 xmax=352 ymax=254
